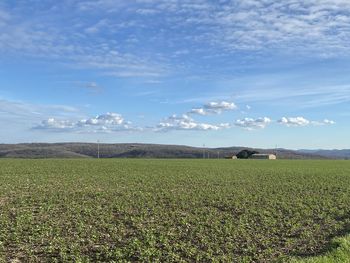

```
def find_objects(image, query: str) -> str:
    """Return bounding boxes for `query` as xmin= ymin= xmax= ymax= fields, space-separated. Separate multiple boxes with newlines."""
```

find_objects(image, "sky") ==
xmin=0 ymin=0 xmax=350 ymax=149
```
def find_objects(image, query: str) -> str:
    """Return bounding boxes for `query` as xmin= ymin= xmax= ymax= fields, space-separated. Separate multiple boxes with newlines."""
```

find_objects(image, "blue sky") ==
xmin=1 ymin=0 xmax=349 ymax=149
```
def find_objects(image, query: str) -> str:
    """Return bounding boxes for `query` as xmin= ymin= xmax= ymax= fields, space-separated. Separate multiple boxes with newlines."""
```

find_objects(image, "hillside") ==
xmin=0 ymin=143 xmax=328 ymax=159
xmin=298 ymin=149 xmax=350 ymax=159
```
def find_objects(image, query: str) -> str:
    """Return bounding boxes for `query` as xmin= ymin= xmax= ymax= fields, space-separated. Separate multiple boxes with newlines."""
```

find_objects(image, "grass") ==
xmin=0 ymin=159 xmax=350 ymax=262
xmin=293 ymin=235 xmax=350 ymax=263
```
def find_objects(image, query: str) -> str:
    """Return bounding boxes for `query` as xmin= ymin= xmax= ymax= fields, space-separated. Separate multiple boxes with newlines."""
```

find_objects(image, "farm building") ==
xmin=225 ymin=156 xmax=238 ymax=159
xmin=250 ymin=154 xmax=277 ymax=160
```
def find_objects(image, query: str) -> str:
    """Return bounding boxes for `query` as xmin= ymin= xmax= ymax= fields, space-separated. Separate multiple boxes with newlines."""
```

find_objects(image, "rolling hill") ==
xmin=0 ymin=143 xmax=329 ymax=159
xmin=297 ymin=149 xmax=350 ymax=159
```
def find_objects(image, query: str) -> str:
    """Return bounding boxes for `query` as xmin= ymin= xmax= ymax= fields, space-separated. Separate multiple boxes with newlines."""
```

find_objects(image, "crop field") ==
xmin=1 ymin=159 xmax=350 ymax=262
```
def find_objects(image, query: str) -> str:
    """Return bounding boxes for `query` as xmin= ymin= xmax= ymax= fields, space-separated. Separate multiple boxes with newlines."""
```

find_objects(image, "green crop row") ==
xmin=0 ymin=159 xmax=350 ymax=262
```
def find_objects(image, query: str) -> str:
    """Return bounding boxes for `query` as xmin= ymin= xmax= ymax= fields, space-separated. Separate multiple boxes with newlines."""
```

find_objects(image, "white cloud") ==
xmin=189 ymin=101 xmax=237 ymax=115
xmin=78 ymin=112 xmax=124 ymax=126
xmin=278 ymin=117 xmax=310 ymax=127
xmin=322 ymin=119 xmax=336 ymax=125
xmin=278 ymin=117 xmax=336 ymax=127
xmin=189 ymin=108 xmax=207 ymax=115
xmin=311 ymin=119 xmax=336 ymax=126
xmin=205 ymin=101 xmax=237 ymax=112
xmin=36 ymin=118 xmax=76 ymax=130
xmin=234 ymin=117 xmax=271 ymax=130
xmin=34 ymin=112 xmax=137 ymax=133
xmin=156 ymin=114 xmax=229 ymax=131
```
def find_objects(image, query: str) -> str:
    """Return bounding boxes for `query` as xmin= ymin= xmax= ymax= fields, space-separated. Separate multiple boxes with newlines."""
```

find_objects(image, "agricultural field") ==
xmin=0 ymin=159 xmax=350 ymax=262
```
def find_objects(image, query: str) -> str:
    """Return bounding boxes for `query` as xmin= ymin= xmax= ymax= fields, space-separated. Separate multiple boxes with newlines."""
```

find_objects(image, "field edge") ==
xmin=291 ymin=234 xmax=350 ymax=263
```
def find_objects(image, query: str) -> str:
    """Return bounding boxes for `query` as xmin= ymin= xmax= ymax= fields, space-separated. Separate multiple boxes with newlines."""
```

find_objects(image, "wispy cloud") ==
xmin=74 ymin=81 xmax=104 ymax=94
xmin=0 ymin=99 xmax=79 ymax=120
xmin=75 ymin=0 xmax=350 ymax=57
xmin=0 ymin=4 xmax=168 ymax=78
xmin=77 ymin=0 xmax=130 ymax=12
xmin=0 ymin=7 xmax=10 ymax=26
xmin=2 ymin=0 xmax=350 ymax=83
xmin=84 ymin=19 xmax=109 ymax=34
xmin=136 ymin=8 xmax=160 ymax=15
xmin=169 ymin=0 xmax=350 ymax=56
xmin=232 ymin=80 xmax=350 ymax=109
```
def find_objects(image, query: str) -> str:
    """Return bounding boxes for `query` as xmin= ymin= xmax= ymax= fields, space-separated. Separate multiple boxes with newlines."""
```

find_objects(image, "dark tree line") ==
xmin=236 ymin=150 xmax=259 ymax=159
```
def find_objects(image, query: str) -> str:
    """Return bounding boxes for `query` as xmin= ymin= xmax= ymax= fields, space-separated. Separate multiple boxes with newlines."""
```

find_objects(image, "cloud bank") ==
xmin=34 ymin=112 xmax=136 ymax=133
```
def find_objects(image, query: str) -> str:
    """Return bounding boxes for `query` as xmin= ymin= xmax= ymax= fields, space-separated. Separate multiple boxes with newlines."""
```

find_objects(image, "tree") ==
xmin=236 ymin=149 xmax=259 ymax=159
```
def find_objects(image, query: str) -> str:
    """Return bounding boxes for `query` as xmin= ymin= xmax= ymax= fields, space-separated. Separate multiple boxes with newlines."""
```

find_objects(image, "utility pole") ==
xmin=203 ymin=144 xmax=205 ymax=159
xmin=97 ymin=140 xmax=100 ymax=159
xmin=275 ymin=144 xmax=277 ymax=158
xmin=217 ymin=151 xmax=220 ymax=159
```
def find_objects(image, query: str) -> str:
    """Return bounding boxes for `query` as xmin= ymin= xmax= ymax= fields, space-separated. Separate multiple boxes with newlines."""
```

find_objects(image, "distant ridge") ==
xmin=297 ymin=149 xmax=350 ymax=159
xmin=0 ymin=143 xmax=331 ymax=159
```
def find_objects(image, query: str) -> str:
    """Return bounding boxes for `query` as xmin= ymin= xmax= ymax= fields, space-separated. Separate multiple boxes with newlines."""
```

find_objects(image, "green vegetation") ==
xmin=293 ymin=235 xmax=350 ymax=263
xmin=236 ymin=149 xmax=259 ymax=159
xmin=0 ymin=159 xmax=350 ymax=262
